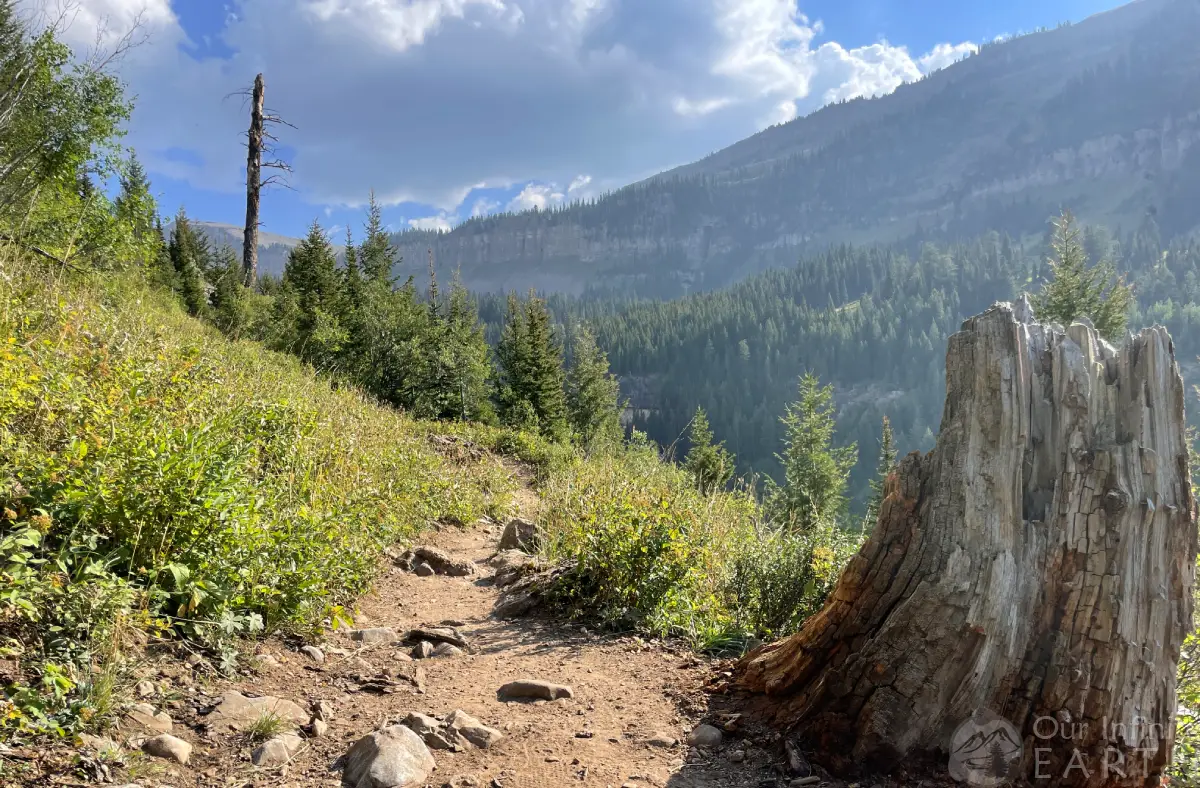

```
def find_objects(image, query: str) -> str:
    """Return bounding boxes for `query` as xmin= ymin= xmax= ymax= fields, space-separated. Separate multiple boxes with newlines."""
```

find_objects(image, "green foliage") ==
xmin=1031 ymin=210 xmax=1133 ymax=341
xmin=539 ymin=447 xmax=756 ymax=638
xmin=0 ymin=257 xmax=513 ymax=738
xmin=683 ymin=407 xmax=735 ymax=495
xmin=725 ymin=520 xmax=860 ymax=641
xmin=863 ymin=416 xmax=896 ymax=528
xmin=564 ymin=323 xmax=622 ymax=451
xmin=496 ymin=292 xmax=569 ymax=440
xmin=168 ymin=209 xmax=208 ymax=317
xmin=764 ymin=373 xmax=858 ymax=533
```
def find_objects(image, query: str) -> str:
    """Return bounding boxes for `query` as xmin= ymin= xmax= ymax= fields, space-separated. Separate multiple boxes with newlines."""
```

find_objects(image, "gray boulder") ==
xmin=498 ymin=518 xmax=539 ymax=552
xmin=341 ymin=725 xmax=436 ymax=788
xmin=497 ymin=679 xmax=573 ymax=701
xmin=141 ymin=733 xmax=191 ymax=765
xmin=251 ymin=732 xmax=304 ymax=767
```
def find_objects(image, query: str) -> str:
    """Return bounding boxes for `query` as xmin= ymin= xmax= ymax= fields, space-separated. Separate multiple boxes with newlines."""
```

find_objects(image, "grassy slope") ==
xmin=0 ymin=255 xmax=520 ymax=735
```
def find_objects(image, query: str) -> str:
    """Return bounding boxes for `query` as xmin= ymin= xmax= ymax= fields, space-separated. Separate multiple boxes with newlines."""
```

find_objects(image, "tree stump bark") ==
xmin=737 ymin=298 xmax=1196 ymax=787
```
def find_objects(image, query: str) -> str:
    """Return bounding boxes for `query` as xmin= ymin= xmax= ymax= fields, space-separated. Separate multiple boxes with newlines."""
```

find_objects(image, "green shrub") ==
xmin=0 ymin=256 xmax=514 ymax=737
xmin=724 ymin=521 xmax=860 ymax=640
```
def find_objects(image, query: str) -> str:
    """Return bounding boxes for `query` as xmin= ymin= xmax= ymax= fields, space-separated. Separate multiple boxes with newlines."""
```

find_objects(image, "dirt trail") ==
xmin=126 ymin=489 xmax=779 ymax=788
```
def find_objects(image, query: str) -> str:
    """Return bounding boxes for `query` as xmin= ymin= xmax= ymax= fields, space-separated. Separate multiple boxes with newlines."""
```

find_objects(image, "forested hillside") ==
xmin=482 ymin=213 xmax=1194 ymax=509
xmin=390 ymin=0 xmax=1200 ymax=297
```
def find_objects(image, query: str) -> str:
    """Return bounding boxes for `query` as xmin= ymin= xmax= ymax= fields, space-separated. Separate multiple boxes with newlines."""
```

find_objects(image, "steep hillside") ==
xmin=392 ymin=0 xmax=1200 ymax=297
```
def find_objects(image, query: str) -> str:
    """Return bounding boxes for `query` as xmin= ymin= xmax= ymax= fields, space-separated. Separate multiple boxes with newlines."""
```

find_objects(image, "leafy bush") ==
xmin=535 ymin=437 xmax=858 ymax=650
xmin=724 ymin=521 xmax=860 ymax=640
xmin=0 ymin=256 xmax=514 ymax=737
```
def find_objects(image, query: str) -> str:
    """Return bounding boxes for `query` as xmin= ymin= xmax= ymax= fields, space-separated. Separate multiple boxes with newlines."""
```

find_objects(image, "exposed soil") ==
xmin=25 ymin=473 xmax=951 ymax=788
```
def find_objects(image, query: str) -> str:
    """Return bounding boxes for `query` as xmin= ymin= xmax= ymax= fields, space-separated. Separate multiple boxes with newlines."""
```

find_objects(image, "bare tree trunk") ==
xmin=242 ymin=73 xmax=264 ymax=288
xmin=737 ymin=297 xmax=1196 ymax=787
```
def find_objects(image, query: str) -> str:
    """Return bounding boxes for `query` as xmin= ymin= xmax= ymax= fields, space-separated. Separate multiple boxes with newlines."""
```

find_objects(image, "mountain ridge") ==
xmin=383 ymin=0 xmax=1200 ymax=297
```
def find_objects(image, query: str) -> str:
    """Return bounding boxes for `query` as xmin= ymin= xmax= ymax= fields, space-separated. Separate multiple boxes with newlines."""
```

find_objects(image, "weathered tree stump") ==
xmin=737 ymin=298 xmax=1196 ymax=787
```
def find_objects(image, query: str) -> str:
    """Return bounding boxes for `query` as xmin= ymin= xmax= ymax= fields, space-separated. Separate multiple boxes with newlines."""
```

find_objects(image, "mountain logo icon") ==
xmin=949 ymin=709 xmax=1023 ymax=786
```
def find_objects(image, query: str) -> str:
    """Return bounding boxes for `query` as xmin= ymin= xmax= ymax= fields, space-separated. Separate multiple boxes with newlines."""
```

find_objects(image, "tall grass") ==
xmin=0 ymin=254 xmax=514 ymax=737
xmin=536 ymin=437 xmax=861 ymax=652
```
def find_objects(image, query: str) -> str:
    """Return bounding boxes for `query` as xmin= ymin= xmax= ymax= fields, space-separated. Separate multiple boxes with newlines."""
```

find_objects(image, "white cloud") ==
xmin=918 ymin=41 xmax=979 ymax=74
xmin=567 ymin=174 xmax=592 ymax=194
xmin=506 ymin=182 xmax=565 ymax=212
xmin=50 ymin=0 xmax=976 ymax=214
xmin=470 ymin=197 xmax=501 ymax=216
xmin=408 ymin=213 xmax=455 ymax=231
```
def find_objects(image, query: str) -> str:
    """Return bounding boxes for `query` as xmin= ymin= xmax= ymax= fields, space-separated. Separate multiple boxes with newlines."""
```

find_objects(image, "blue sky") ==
xmin=60 ymin=0 xmax=1121 ymax=241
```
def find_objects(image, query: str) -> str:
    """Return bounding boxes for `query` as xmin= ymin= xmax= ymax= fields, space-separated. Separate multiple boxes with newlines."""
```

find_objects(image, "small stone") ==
xmin=645 ymin=732 xmax=677 ymax=748
xmin=499 ymin=517 xmax=539 ymax=552
xmin=411 ymin=641 xmax=435 ymax=659
xmin=312 ymin=699 xmax=334 ymax=721
xmin=135 ymin=680 xmax=156 ymax=698
xmin=184 ymin=653 xmax=203 ymax=668
xmin=497 ymin=679 xmax=574 ymax=701
xmin=410 ymin=546 xmax=477 ymax=576
xmin=432 ymin=643 xmax=464 ymax=658
xmin=309 ymin=717 xmax=329 ymax=738
xmin=206 ymin=691 xmax=309 ymax=732
xmin=352 ymin=627 xmax=398 ymax=645
xmin=342 ymin=724 xmax=436 ymax=787
xmin=78 ymin=733 xmax=120 ymax=755
xmin=255 ymin=654 xmax=280 ymax=669
xmin=141 ymin=733 xmax=192 ymax=765
xmin=125 ymin=703 xmax=173 ymax=735
xmin=728 ymin=749 xmax=746 ymax=763
xmin=251 ymin=732 xmax=303 ymax=767
xmin=446 ymin=710 xmax=504 ymax=749
xmin=414 ymin=562 xmax=435 ymax=577
xmin=300 ymin=645 xmax=325 ymax=664
xmin=686 ymin=724 xmax=723 ymax=748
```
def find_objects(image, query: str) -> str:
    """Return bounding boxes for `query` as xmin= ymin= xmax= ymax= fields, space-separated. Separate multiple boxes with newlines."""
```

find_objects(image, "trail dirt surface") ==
xmin=114 ymin=510 xmax=790 ymax=788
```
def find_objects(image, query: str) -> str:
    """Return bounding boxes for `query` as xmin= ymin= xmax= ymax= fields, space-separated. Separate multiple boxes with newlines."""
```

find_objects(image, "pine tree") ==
xmin=360 ymin=191 xmax=396 ymax=284
xmin=863 ymin=416 xmax=896 ymax=527
xmin=168 ymin=208 xmax=207 ymax=316
xmin=496 ymin=292 xmax=568 ymax=439
xmin=209 ymin=244 xmax=246 ymax=336
xmin=683 ymin=406 xmax=735 ymax=494
xmin=765 ymin=373 xmax=858 ymax=533
xmin=444 ymin=272 xmax=494 ymax=422
xmin=564 ymin=323 xmax=623 ymax=450
xmin=1031 ymin=210 xmax=1133 ymax=341
xmin=280 ymin=220 xmax=344 ymax=365
xmin=113 ymin=153 xmax=158 ymax=265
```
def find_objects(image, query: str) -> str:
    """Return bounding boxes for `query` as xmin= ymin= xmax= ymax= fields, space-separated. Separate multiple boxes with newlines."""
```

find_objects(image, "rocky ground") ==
xmin=22 ymin=478 xmax=952 ymax=788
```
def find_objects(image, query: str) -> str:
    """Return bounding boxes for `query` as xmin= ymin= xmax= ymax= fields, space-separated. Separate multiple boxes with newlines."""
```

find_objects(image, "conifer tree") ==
xmin=496 ymin=292 xmax=568 ymax=439
xmin=280 ymin=220 xmax=344 ymax=365
xmin=168 ymin=209 xmax=207 ymax=316
xmin=360 ymin=191 xmax=396 ymax=284
xmin=863 ymin=415 xmax=896 ymax=527
xmin=765 ymin=373 xmax=858 ymax=533
xmin=565 ymin=323 xmax=623 ymax=450
xmin=113 ymin=153 xmax=158 ymax=265
xmin=444 ymin=272 xmax=494 ymax=422
xmin=683 ymin=406 xmax=735 ymax=494
xmin=1031 ymin=210 xmax=1133 ymax=341
xmin=209 ymin=244 xmax=246 ymax=336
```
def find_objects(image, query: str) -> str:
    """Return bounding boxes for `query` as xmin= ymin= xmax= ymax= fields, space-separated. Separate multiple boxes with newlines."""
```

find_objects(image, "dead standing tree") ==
xmin=237 ymin=73 xmax=294 ymax=287
xmin=736 ymin=297 xmax=1196 ymax=788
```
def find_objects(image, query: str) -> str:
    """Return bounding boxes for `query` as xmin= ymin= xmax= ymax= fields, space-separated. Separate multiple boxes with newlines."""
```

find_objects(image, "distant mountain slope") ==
xmin=391 ymin=0 xmax=1200 ymax=297
xmin=182 ymin=222 xmax=345 ymax=279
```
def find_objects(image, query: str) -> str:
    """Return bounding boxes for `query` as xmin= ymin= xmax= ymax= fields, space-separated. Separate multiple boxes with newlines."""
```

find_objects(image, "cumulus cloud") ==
xmin=918 ymin=41 xmax=979 ymax=74
xmin=48 ymin=0 xmax=975 ymax=216
xmin=408 ymin=213 xmax=455 ymax=231
xmin=506 ymin=182 xmax=565 ymax=212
